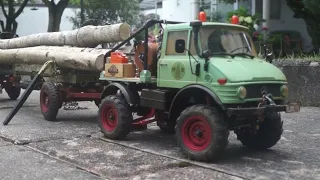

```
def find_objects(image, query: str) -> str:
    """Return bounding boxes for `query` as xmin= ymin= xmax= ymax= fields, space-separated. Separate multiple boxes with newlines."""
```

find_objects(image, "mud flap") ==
xmin=3 ymin=61 xmax=53 ymax=125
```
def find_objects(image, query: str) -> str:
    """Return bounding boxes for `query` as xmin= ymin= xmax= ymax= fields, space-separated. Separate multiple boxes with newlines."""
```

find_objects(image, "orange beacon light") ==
xmin=231 ymin=15 xmax=239 ymax=24
xmin=198 ymin=7 xmax=207 ymax=22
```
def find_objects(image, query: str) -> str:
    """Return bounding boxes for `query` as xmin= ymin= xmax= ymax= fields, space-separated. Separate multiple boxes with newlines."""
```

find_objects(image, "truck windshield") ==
xmin=199 ymin=26 xmax=257 ymax=57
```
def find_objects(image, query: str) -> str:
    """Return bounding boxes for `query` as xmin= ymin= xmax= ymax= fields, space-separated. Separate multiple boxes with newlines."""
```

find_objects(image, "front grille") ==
xmin=244 ymin=84 xmax=281 ymax=99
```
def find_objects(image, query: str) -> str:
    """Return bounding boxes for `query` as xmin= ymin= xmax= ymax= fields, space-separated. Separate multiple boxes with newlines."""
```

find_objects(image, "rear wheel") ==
xmin=175 ymin=105 xmax=229 ymax=162
xmin=98 ymin=95 xmax=132 ymax=140
xmin=40 ymin=82 xmax=61 ymax=121
xmin=6 ymin=86 xmax=21 ymax=100
xmin=235 ymin=110 xmax=283 ymax=150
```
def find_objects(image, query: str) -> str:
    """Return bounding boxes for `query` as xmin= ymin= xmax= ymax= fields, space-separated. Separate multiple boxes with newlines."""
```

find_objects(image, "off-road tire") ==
xmin=235 ymin=110 xmax=283 ymax=150
xmin=175 ymin=105 xmax=229 ymax=162
xmin=40 ymin=82 xmax=61 ymax=121
xmin=156 ymin=111 xmax=176 ymax=133
xmin=98 ymin=95 xmax=133 ymax=140
xmin=6 ymin=86 xmax=21 ymax=100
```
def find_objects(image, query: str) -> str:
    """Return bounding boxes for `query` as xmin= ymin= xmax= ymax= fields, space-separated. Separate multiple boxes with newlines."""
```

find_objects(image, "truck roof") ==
xmin=164 ymin=21 xmax=249 ymax=31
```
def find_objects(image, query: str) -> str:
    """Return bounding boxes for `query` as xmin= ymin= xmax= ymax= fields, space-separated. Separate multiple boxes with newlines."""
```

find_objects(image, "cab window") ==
xmin=165 ymin=30 xmax=188 ymax=55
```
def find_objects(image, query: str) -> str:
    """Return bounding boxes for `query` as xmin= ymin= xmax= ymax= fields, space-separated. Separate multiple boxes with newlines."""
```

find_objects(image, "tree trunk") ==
xmin=0 ymin=23 xmax=131 ymax=49
xmin=43 ymin=0 xmax=69 ymax=32
xmin=0 ymin=46 xmax=108 ymax=71
xmin=47 ymin=5 xmax=64 ymax=32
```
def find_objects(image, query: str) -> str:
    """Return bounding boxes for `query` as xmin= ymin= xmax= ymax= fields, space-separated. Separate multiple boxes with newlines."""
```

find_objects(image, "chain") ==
xmin=63 ymin=101 xmax=88 ymax=110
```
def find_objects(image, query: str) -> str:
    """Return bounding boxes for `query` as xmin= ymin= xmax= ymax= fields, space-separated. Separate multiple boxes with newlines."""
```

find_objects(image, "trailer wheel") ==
xmin=40 ymin=82 xmax=61 ymax=121
xmin=6 ymin=86 xmax=21 ymax=100
xmin=175 ymin=105 xmax=229 ymax=162
xmin=98 ymin=95 xmax=132 ymax=140
xmin=235 ymin=110 xmax=283 ymax=150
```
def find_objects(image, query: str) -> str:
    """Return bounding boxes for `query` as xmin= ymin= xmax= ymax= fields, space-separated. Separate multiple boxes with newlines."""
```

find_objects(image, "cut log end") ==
xmin=119 ymin=23 xmax=131 ymax=40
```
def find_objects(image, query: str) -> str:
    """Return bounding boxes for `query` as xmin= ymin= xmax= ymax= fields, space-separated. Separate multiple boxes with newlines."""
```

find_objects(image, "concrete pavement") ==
xmin=0 ymin=90 xmax=319 ymax=180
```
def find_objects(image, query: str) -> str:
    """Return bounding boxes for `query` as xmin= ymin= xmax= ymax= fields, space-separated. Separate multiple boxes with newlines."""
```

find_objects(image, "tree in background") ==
xmin=42 ymin=0 xmax=70 ymax=32
xmin=69 ymin=0 xmax=140 ymax=29
xmin=0 ymin=0 xmax=29 ymax=34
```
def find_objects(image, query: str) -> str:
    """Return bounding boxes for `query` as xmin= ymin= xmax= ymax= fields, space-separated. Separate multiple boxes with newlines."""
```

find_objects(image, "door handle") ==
xmin=159 ymin=63 xmax=167 ymax=66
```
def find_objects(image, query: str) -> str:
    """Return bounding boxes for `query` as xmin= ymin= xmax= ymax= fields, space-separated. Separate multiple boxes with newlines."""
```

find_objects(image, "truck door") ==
xmin=157 ymin=30 xmax=197 ymax=88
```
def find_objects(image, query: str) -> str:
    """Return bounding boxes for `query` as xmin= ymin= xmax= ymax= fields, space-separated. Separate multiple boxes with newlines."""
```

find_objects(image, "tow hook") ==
xmin=257 ymin=93 xmax=276 ymax=126
xmin=258 ymin=93 xmax=276 ymax=107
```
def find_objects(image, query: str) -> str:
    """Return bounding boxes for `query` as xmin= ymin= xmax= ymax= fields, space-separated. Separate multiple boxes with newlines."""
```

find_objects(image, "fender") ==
xmin=101 ymin=82 xmax=138 ymax=105
xmin=168 ymin=84 xmax=225 ymax=120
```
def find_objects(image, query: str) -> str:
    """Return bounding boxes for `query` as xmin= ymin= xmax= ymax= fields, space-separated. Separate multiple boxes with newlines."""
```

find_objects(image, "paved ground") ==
xmin=0 ymin=90 xmax=320 ymax=180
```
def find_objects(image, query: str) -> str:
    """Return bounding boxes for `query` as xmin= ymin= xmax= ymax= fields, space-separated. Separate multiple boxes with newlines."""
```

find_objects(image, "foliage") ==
xmin=0 ymin=0 xmax=30 ymax=34
xmin=279 ymin=53 xmax=320 ymax=61
xmin=226 ymin=6 xmax=263 ymax=34
xmin=218 ymin=0 xmax=248 ymax=4
xmin=69 ymin=0 xmax=140 ymax=29
xmin=207 ymin=11 xmax=223 ymax=22
xmin=133 ymin=13 xmax=161 ymax=41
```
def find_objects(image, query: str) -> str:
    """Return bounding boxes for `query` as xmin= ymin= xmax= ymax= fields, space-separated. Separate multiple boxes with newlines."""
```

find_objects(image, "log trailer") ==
xmin=2 ymin=23 xmax=131 ymax=123
xmin=3 ymin=18 xmax=301 ymax=162
xmin=0 ymin=32 xmax=21 ymax=100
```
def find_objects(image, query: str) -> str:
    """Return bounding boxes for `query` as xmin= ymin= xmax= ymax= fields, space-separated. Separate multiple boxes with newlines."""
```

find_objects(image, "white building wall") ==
xmin=159 ymin=0 xmax=198 ymax=22
xmin=0 ymin=6 xmax=78 ymax=37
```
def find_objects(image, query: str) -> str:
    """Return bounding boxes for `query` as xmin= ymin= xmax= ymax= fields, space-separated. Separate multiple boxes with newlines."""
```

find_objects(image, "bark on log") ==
xmin=0 ymin=46 xmax=109 ymax=71
xmin=0 ymin=23 xmax=131 ymax=49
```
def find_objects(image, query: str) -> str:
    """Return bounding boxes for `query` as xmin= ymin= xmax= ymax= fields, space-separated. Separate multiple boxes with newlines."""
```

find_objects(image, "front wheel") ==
xmin=175 ymin=105 xmax=229 ymax=162
xmin=98 ymin=95 xmax=133 ymax=140
xmin=235 ymin=110 xmax=283 ymax=150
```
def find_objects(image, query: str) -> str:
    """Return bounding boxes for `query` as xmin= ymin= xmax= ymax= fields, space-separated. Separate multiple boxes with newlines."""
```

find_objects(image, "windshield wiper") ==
xmin=232 ymin=53 xmax=254 ymax=59
xmin=211 ymin=52 xmax=235 ymax=58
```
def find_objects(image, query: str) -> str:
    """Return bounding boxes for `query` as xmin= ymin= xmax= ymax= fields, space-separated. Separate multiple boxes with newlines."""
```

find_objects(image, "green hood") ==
xmin=211 ymin=57 xmax=287 ymax=82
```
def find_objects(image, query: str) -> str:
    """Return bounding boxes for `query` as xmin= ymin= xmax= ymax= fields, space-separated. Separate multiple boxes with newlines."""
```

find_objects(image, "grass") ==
xmin=277 ymin=52 xmax=320 ymax=61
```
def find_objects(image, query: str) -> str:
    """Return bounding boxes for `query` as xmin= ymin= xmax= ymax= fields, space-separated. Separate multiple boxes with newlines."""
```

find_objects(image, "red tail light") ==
xmin=217 ymin=78 xmax=227 ymax=85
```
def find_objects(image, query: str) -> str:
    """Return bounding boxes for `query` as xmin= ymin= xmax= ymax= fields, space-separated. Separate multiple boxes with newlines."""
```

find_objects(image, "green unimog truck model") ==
xmin=98 ymin=19 xmax=300 ymax=162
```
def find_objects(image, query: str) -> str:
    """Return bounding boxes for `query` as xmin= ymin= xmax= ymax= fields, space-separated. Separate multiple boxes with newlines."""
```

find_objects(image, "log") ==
xmin=0 ymin=23 xmax=131 ymax=49
xmin=0 ymin=46 xmax=108 ymax=71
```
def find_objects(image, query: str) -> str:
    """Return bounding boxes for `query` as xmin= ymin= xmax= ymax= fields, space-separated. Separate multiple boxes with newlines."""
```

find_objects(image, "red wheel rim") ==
xmin=40 ymin=90 xmax=49 ymax=112
xmin=101 ymin=104 xmax=118 ymax=131
xmin=181 ymin=116 xmax=212 ymax=151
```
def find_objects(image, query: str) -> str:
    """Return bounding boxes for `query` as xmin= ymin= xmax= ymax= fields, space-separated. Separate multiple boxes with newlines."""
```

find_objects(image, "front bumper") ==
xmin=227 ymin=103 xmax=300 ymax=117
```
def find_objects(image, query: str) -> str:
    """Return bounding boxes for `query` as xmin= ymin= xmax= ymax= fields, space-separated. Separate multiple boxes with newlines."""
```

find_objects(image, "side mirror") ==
xmin=175 ymin=39 xmax=185 ymax=53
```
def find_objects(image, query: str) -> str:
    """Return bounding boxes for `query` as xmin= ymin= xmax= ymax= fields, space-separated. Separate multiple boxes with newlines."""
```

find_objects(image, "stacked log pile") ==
xmin=0 ymin=23 xmax=131 ymax=72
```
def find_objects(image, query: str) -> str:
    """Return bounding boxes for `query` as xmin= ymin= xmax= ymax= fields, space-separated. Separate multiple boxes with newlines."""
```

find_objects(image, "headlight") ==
xmin=280 ymin=85 xmax=289 ymax=97
xmin=237 ymin=86 xmax=247 ymax=99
